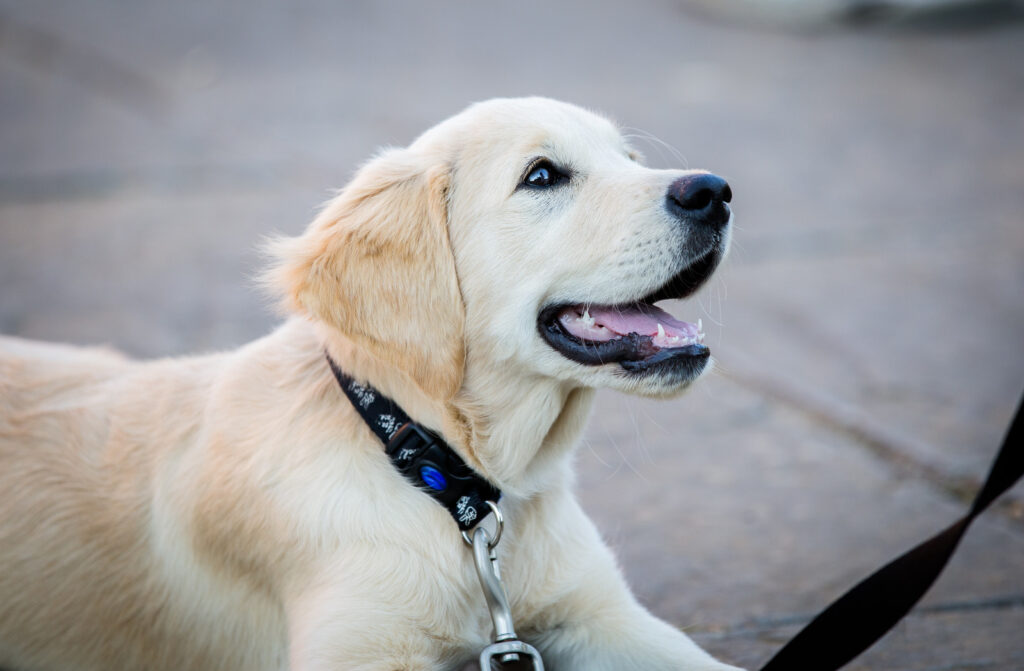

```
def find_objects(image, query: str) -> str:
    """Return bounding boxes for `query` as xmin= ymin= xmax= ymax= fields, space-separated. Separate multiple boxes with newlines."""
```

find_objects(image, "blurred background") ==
xmin=1 ymin=1 xmax=1022 ymax=668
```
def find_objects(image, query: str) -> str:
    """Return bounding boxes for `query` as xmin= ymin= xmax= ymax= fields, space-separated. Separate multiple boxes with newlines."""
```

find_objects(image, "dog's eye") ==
xmin=526 ymin=165 xmax=554 ymax=187
xmin=523 ymin=161 xmax=565 ymax=189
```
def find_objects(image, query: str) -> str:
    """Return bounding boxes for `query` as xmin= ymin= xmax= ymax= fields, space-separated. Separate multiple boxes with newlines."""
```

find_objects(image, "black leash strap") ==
xmin=325 ymin=355 xmax=501 ymax=532
xmin=760 ymin=394 xmax=1024 ymax=671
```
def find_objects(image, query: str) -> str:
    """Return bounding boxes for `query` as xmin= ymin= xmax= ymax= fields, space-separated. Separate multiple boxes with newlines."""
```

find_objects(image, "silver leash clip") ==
xmin=468 ymin=502 xmax=544 ymax=671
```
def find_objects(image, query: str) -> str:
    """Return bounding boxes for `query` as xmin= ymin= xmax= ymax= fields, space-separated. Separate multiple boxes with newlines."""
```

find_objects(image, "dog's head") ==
xmin=270 ymin=97 xmax=731 ymax=403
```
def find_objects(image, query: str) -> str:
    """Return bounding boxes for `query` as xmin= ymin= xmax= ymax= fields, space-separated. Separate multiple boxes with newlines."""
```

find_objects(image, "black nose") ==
xmin=666 ymin=173 xmax=732 ymax=229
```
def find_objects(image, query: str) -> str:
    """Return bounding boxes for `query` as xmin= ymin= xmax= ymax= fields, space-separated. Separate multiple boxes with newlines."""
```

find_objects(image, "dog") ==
xmin=0 ymin=97 xmax=739 ymax=671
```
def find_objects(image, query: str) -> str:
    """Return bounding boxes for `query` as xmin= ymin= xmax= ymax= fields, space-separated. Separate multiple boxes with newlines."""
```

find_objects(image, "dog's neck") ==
xmin=452 ymin=366 xmax=595 ymax=496
xmin=309 ymin=319 xmax=594 ymax=498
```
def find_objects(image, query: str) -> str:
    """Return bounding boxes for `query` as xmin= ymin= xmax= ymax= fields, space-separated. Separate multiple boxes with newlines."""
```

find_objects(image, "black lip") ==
xmin=643 ymin=244 xmax=723 ymax=304
xmin=619 ymin=342 xmax=711 ymax=386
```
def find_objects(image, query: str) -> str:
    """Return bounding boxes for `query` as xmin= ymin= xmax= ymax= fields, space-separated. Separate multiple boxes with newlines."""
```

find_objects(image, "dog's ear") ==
xmin=269 ymin=149 xmax=464 ymax=399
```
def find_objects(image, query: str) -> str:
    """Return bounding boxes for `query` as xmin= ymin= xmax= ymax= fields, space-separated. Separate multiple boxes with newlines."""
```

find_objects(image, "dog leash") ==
xmin=325 ymin=355 xmax=545 ymax=670
xmin=758 ymin=393 xmax=1024 ymax=671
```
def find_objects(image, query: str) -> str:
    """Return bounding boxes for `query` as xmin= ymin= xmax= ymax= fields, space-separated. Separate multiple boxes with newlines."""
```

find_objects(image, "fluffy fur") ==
xmin=0 ymin=98 xmax=740 ymax=671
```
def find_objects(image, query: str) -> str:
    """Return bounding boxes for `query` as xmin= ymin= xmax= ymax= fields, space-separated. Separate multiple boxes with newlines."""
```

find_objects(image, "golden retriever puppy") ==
xmin=0 ymin=97 xmax=739 ymax=671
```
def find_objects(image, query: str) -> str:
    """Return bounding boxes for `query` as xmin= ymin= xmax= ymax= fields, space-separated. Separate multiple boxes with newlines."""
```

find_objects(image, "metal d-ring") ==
xmin=461 ymin=499 xmax=503 ymax=549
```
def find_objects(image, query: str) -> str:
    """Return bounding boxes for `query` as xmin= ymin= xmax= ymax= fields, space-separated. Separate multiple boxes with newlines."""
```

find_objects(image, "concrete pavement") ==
xmin=2 ymin=2 xmax=1022 ymax=669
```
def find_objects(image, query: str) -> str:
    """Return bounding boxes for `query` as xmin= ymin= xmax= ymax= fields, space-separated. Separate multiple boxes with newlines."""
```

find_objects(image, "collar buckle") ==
xmin=386 ymin=422 xmax=485 ymax=510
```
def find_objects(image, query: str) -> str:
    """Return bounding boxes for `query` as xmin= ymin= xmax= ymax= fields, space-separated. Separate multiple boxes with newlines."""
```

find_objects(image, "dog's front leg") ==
xmin=524 ymin=500 xmax=744 ymax=671
xmin=286 ymin=601 xmax=444 ymax=671
xmin=284 ymin=558 xmax=473 ymax=671
xmin=536 ymin=600 xmax=744 ymax=671
xmin=286 ymin=599 xmax=444 ymax=671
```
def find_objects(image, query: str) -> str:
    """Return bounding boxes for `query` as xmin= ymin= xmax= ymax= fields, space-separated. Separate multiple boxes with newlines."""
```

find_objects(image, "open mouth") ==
xmin=537 ymin=247 xmax=722 ymax=376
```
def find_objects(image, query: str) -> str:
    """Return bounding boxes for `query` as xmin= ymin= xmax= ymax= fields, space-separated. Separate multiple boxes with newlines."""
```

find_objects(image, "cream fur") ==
xmin=0 ymin=98 xmax=740 ymax=671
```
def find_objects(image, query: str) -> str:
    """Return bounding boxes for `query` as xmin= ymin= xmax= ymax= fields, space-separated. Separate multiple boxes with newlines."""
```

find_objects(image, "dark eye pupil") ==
xmin=528 ymin=166 xmax=552 ymax=186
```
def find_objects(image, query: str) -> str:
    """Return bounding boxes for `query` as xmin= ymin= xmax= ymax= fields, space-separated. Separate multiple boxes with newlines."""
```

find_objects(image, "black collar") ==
xmin=325 ymin=354 xmax=501 ymax=531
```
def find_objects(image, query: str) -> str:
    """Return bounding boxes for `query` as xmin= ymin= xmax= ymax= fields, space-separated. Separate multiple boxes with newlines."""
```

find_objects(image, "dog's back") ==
xmin=1 ymin=338 xmax=140 ymax=667
xmin=0 ymin=338 xmax=284 ymax=671
xmin=0 ymin=337 xmax=135 ymax=510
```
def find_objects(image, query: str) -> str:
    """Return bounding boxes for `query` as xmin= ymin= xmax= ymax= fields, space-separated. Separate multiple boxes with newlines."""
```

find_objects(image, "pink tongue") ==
xmin=559 ymin=303 xmax=699 ymax=342
xmin=590 ymin=304 xmax=695 ymax=337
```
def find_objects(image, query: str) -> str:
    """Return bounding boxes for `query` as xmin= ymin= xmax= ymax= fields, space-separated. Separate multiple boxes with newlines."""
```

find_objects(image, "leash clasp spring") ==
xmin=469 ymin=503 xmax=544 ymax=670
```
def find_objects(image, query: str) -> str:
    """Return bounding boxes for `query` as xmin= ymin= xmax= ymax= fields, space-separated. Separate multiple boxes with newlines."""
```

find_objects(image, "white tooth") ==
xmin=697 ymin=318 xmax=703 ymax=333
xmin=698 ymin=333 xmax=705 ymax=342
xmin=580 ymin=308 xmax=595 ymax=328
xmin=656 ymin=323 xmax=666 ymax=340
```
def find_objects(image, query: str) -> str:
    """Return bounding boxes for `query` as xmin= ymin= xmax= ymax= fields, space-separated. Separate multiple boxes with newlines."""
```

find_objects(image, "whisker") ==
xmin=621 ymin=127 xmax=689 ymax=169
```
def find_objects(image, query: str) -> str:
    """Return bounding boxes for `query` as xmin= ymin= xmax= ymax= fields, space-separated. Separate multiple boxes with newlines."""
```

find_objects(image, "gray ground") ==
xmin=2 ymin=2 xmax=1022 ymax=669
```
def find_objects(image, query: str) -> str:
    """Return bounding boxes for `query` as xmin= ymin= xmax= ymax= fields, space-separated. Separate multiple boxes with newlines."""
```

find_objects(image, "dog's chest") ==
xmin=310 ymin=514 xmax=562 ymax=667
